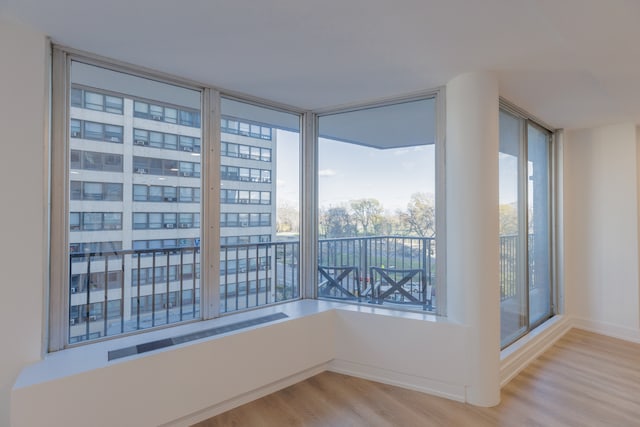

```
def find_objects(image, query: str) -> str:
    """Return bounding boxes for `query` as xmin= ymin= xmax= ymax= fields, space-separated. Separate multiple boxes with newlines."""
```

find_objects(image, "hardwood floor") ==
xmin=193 ymin=329 xmax=640 ymax=426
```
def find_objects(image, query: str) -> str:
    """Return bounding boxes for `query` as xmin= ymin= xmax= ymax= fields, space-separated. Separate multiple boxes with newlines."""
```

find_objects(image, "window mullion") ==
xmin=49 ymin=47 xmax=71 ymax=351
xmin=202 ymin=88 xmax=221 ymax=319
xmin=301 ymin=111 xmax=317 ymax=299
xmin=519 ymin=119 xmax=530 ymax=330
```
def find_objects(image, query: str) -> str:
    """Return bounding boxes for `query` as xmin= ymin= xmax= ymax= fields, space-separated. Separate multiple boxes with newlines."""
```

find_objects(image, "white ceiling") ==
xmin=4 ymin=0 xmax=640 ymax=130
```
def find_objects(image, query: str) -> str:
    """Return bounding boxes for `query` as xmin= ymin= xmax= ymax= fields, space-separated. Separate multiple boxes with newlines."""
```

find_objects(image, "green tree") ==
xmin=499 ymin=204 xmax=518 ymax=236
xmin=320 ymin=206 xmax=355 ymax=238
xmin=399 ymin=192 xmax=435 ymax=237
xmin=350 ymin=199 xmax=384 ymax=236
xmin=276 ymin=202 xmax=299 ymax=233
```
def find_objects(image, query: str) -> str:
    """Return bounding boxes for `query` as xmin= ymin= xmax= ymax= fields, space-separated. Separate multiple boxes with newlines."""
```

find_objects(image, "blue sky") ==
xmin=275 ymin=130 xmax=436 ymax=213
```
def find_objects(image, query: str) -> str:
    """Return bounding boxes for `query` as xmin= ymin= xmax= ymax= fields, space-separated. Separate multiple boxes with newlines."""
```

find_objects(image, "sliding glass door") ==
xmin=499 ymin=107 xmax=553 ymax=348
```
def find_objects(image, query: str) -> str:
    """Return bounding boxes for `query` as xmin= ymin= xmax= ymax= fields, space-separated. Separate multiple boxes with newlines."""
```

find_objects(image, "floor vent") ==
xmin=108 ymin=312 xmax=288 ymax=361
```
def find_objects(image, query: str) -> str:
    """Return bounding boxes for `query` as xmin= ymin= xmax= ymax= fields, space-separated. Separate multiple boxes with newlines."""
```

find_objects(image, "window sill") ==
xmin=17 ymin=299 xmax=447 ymax=390
xmin=17 ymin=300 xmax=341 ymax=388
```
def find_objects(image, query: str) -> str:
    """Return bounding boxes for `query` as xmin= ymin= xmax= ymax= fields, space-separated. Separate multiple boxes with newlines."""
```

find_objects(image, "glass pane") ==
xmin=163 ymin=186 xmax=177 ymax=201
xmin=105 ymin=96 xmax=123 ymax=114
xmin=148 ymin=213 xmax=162 ymax=229
xmin=133 ymin=185 xmax=147 ymax=201
xmin=71 ymin=88 xmax=82 ymax=107
xmin=70 ymin=119 xmax=81 ymax=138
xmin=83 ymin=182 xmax=102 ymax=200
xmin=528 ymin=124 xmax=551 ymax=326
xmin=318 ymin=98 xmax=437 ymax=311
xmin=84 ymin=92 xmax=103 ymax=111
xmin=133 ymin=213 xmax=147 ymax=229
xmin=499 ymin=110 xmax=526 ymax=347
xmin=84 ymin=122 xmax=102 ymax=140
xmin=68 ymin=61 xmax=202 ymax=344
xmin=179 ymin=187 xmax=192 ymax=202
xmin=220 ymin=98 xmax=300 ymax=313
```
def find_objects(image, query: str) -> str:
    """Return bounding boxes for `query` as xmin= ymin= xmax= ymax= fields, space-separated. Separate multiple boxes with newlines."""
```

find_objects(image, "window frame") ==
xmin=311 ymin=91 xmax=446 ymax=315
xmin=50 ymin=48 xmax=212 ymax=351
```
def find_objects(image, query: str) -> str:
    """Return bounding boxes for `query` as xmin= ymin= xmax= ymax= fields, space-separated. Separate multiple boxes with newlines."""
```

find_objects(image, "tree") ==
xmin=399 ymin=192 xmax=435 ymax=237
xmin=350 ymin=199 xmax=384 ymax=236
xmin=320 ymin=206 xmax=355 ymax=238
xmin=276 ymin=202 xmax=299 ymax=233
xmin=499 ymin=204 xmax=518 ymax=236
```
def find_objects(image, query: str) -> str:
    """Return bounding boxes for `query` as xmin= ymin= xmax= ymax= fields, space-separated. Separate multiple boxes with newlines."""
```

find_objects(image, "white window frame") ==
xmin=49 ymin=47 xmax=214 ymax=351
xmin=310 ymin=90 xmax=447 ymax=315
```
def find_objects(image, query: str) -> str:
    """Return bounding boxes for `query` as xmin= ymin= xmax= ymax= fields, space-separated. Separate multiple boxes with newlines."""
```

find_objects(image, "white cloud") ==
xmin=319 ymin=169 xmax=337 ymax=177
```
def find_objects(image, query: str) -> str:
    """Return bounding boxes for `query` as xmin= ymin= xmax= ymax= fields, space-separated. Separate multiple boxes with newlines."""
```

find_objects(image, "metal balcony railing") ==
xmin=317 ymin=235 xmax=436 ymax=311
xmin=69 ymin=246 xmax=201 ymax=344
xmin=68 ymin=241 xmax=300 ymax=344
xmin=68 ymin=234 xmax=534 ymax=344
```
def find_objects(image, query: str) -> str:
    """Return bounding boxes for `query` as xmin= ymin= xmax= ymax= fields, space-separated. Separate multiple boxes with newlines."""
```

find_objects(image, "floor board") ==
xmin=193 ymin=329 xmax=640 ymax=426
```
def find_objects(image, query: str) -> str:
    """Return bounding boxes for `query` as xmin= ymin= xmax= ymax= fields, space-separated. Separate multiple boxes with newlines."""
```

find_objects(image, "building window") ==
xmin=221 ymin=165 xmax=271 ymax=183
xmin=499 ymin=106 xmax=553 ymax=348
xmin=134 ymin=100 xmax=200 ymax=128
xmin=222 ymin=141 xmax=272 ymax=162
xmin=70 ymin=181 xmax=123 ymax=201
xmin=69 ymin=212 xmax=123 ymax=231
xmin=69 ymin=119 xmax=124 ymax=143
xmin=221 ymin=189 xmax=271 ymax=205
xmin=70 ymin=86 xmax=124 ymax=114
xmin=132 ymin=184 xmax=199 ymax=203
xmin=132 ymin=212 xmax=199 ymax=229
xmin=220 ymin=212 xmax=271 ymax=228
xmin=70 ymin=150 xmax=123 ymax=172
xmin=133 ymin=156 xmax=200 ymax=178
xmin=133 ymin=128 xmax=200 ymax=153
xmin=221 ymin=117 xmax=272 ymax=140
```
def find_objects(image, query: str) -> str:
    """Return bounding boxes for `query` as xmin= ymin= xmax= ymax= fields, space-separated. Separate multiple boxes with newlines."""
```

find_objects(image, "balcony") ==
xmin=318 ymin=236 xmax=436 ymax=310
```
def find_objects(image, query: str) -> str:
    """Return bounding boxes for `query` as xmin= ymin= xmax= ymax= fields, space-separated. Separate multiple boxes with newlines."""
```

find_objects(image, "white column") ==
xmin=446 ymin=71 xmax=501 ymax=406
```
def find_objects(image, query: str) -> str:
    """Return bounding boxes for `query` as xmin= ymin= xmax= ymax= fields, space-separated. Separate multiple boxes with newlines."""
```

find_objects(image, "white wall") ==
xmin=331 ymin=309 xmax=469 ymax=401
xmin=0 ymin=17 xmax=48 ymax=427
xmin=12 ymin=311 xmax=336 ymax=427
xmin=564 ymin=123 xmax=640 ymax=341
xmin=11 ymin=306 xmax=474 ymax=426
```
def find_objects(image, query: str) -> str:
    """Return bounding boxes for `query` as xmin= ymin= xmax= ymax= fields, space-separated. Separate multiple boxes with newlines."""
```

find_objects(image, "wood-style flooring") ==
xmin=193 ymin=329 xmax=640 ymax=426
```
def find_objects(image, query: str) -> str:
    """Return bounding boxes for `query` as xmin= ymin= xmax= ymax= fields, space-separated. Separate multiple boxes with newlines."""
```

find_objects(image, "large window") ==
xmin=51 ymin=50 xmax=303 ymax=350
xmin=52 ymin=48 xmax=449 ymax=354
xmin=499 ymin=106 xmax=553 ymax=348
xmin=219 ymin=98 xmax=301 ymax=314
xmin=52 ymin=55 xmax=203 ymax=348
xmin=317 ymin=96 xmax=441 ymax=312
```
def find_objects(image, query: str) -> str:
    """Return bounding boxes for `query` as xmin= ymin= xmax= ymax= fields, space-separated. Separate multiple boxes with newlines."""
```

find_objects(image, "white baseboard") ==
xmin=328 ymin=359 xmax=466 ymax=403
xmin=500 ymin=315 xmax=572 ymax=387
xmin=161 ymin=363 xmax=329 ymax=427
xmin=572 ymin=317 xmax=640 ymax=344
